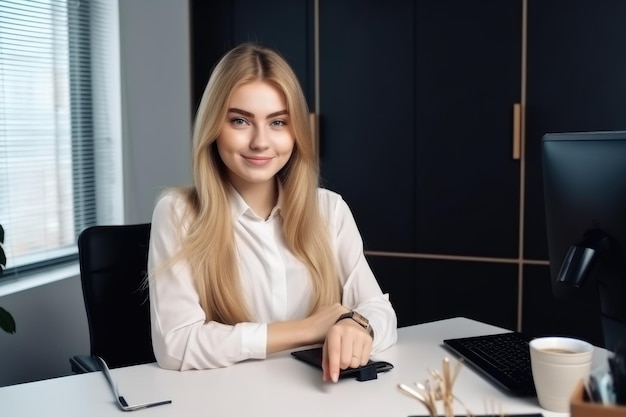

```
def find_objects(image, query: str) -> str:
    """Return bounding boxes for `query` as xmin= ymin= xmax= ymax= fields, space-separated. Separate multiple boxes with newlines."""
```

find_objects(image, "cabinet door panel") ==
xmin=369 ymin=257 xmax=518 ymax=330
xmin=415 ymin=260 xmax=518 ymax=331
xmin=232 ymin=0 xmax=314 ymax=107
xmin=415 ymin=0 xmax=521 ymax=258
xmin=319 ymin=0 xmax=415 ymax=252
xmin=525 ymin=0 xmax=626 ymax=260
xmin=367 ymin=256 xmax=417 ymax=328
xmin=190 ymin=0 xmax=235 ymax=108
xmin=190 ymin=0 xmax=313 ymax=110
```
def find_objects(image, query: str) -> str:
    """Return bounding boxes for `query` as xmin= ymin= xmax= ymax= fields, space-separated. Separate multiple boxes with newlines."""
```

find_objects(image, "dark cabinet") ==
xmin=521 ymin=0 xmax=626 ymax=343
xmin=414 ymin=260 xmax=518 ymax=331
xmin=319 ymin=0 xmax=523 ymax=259
xmin=415 ymin=0 xmax=522 ymax=259
xmin=190 ymin=0 xmax=314 ymax=111
xmin=318 ymin=0 xmax=415 ymax=254
xmin=190 ymin=1 xmax=626 ymax=342
xmin=525 ymin=0 xmax=626 ymax=261
xmin=320 ymin=0 xmax=522 ymax=329
xmin=367 ymin=257 xmax=416 ymax=328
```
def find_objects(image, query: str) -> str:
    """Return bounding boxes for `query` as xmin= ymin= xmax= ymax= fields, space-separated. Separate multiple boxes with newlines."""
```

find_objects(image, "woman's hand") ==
xmin=267 ymin=303 xmax=349 ymax=354
xmin=322 ymin=317 xmax=373 ymax=383
xmin=303 ymin=303 xmax=350 ymax=344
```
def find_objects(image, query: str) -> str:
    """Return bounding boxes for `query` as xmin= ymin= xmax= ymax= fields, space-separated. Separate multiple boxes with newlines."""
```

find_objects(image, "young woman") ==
xmin=148 ymin=43 xmax=397 ymax=382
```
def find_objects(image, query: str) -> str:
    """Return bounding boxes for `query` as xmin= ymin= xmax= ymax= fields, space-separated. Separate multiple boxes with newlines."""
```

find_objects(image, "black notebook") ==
xmin=291 ymin=346 xmax=393 ymax=381
xmin=443 ymin=332 xmax=536 ymax=396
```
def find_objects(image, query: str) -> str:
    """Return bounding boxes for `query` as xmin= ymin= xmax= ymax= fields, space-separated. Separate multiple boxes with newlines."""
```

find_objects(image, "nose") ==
xmin=250 ymin=125 xmax=270 ymax=150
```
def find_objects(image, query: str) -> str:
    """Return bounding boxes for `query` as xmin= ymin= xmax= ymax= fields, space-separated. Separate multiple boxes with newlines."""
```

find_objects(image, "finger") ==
xmin=351 ymin=339 xmax=367 ymax=367
xmin=357 ymin=345 xmax=369 ymax=367
xmin=360 ymin=337 xmax=373 ymax=367
xmin=350 ymin=353 xmax=362 ymax=369
xmin=339 ymin=339 xmax=355 ymax=370
xmin=326 ymin=331 xmax=342 ymax=383
xmin=321 ymin=341 xmax=330 ymax=382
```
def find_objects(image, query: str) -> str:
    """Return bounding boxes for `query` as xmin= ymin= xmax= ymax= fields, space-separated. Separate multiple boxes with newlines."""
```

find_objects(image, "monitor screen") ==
xmin=542 ymin=131 xmax=626 ymax=352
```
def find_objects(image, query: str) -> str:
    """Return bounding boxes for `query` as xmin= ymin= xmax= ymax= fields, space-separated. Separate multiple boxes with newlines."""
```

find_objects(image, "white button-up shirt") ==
xmin=148 ymin=187 xmax=397 ymax=370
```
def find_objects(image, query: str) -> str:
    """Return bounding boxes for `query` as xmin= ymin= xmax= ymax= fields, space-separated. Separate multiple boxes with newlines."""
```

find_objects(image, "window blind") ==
xmin=0 ymin=0 xmax=122 ymax=275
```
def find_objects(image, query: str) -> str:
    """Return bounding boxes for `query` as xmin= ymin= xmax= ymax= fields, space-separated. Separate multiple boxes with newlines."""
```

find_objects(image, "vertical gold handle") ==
xmin=513 ymin=103 xmax=521 ymax=160
xmin=310 ymin=112 xmax=319 ymax=157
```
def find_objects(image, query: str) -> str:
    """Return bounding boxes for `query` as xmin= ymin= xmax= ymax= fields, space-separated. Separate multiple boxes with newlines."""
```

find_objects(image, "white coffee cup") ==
xmin=529 ymin=336 xmax=594 ymax=412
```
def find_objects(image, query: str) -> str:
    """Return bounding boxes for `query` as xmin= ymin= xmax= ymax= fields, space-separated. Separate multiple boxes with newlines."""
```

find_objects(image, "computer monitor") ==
xmin=542 ymin=130 xmax=626 ymax=352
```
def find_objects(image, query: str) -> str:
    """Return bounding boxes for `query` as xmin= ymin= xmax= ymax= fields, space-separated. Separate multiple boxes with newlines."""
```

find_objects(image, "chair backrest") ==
xmin=78 ymin=223 xmax=155 ymax=368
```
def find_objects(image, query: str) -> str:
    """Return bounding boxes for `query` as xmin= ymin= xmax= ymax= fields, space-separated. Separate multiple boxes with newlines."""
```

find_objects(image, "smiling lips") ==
xmin=243 ymin=155 xmax=273 ymax=166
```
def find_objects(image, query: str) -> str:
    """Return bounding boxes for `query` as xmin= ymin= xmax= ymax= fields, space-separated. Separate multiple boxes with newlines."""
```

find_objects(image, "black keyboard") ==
xmin=443 ymin=332 xmax=536 ymax=396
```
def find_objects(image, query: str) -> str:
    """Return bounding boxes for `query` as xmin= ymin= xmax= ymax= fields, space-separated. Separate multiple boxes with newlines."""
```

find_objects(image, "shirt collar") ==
xmin=228 ymin=181 xmax=284 ymax=222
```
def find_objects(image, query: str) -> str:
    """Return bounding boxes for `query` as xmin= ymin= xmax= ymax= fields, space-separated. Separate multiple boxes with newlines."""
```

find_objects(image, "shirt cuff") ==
xmin=354 ymin=295 xmax=397 ymax=355
xmin=240 ymin=322 xmax=268 ymax=360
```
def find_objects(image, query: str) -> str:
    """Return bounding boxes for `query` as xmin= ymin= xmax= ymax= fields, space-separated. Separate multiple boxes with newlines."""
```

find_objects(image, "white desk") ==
xmin=0 ymin=317 xmax=607 ymax=416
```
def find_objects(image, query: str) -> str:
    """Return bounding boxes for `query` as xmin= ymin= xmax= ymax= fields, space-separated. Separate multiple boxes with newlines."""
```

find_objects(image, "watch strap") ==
xmin=335 ymin=311 xmax=371 ymax=331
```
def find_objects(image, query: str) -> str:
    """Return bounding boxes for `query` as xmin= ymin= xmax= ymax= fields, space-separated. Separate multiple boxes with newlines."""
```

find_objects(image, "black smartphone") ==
xmin=290 ymin=346 xmax=393 ymax=381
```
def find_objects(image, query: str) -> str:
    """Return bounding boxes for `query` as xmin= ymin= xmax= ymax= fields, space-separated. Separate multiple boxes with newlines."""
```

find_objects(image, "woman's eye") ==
xmin=231 ymin=117 xmax=248 ymax=126
xmin=271 ymin=120 xmax=286 ymax=127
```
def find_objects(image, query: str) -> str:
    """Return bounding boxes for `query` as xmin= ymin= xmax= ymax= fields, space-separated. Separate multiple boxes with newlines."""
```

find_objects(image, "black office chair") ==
xmin=70 ymin=223 xmax=156 ymax=373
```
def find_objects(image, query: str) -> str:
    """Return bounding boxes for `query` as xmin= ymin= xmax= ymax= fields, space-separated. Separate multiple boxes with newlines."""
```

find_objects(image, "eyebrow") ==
xmin=228 ymin=108 xmax=288 ymax=119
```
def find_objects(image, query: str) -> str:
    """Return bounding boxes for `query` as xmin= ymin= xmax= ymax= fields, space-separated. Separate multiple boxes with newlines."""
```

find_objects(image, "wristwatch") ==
xmin=336 ymin=311 xmax=371 ymax=332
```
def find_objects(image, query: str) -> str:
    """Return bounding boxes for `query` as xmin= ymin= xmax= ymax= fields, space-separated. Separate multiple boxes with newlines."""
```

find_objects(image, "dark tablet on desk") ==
xmin=291 ymin=346 xmax=393 ymax=381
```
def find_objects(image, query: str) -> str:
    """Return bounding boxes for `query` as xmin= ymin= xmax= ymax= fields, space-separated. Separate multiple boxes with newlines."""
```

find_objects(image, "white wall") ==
xmin=121 ymin=0 xmax=193 ymax=223
xmin=0 ymin=0 xmax=191 ymax=387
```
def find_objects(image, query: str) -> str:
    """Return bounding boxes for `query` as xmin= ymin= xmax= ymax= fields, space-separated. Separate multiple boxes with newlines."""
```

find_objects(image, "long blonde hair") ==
xmin=167 ymin=43 xmax=340 ymax=324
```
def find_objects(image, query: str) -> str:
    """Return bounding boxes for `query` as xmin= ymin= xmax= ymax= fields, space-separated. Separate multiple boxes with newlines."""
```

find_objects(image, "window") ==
xmin=0 ymin=0 xmax=122 ymax=276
